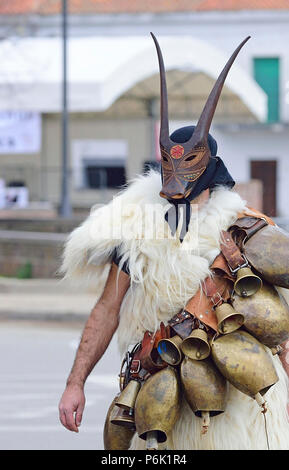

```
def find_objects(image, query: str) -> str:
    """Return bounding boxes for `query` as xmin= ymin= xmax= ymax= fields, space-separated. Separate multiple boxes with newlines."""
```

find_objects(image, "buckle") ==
xmin=210 ymin=291 xmax=223 ymax=307
xmin=228 ymin=254 xmax=249 ymax=274
xmin=181 ymin=310 xmax=192 ymax=320
xmin=130 ymin=359 xmax=141 ymax=374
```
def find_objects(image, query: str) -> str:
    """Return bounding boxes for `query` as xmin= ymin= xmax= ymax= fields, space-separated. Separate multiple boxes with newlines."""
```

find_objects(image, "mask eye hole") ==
xmin=162 ymin=156 xmax=168 ymax=162
xmin=185 ymin=155 xmax=197 ymax=161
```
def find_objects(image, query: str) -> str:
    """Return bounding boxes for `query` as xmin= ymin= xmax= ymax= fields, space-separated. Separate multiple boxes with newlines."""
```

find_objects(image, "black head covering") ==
xmin=170 ymin=125 xmax=218 ymax=156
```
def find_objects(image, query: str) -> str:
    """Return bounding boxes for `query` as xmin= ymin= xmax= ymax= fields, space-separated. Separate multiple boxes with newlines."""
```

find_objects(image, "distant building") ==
xmin=0 ymin=0 xmax=288 ymax=217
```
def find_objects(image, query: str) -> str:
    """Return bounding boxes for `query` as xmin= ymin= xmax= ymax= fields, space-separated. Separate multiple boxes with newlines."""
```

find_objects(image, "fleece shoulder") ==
xmin=60 ymin=170 xmax=162 ymax=285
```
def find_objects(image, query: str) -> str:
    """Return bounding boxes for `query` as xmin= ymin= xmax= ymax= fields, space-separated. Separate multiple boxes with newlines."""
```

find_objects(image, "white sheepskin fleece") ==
xmin=61 ymin=170 xmax=246 ymax=352
xmin=61 ymin=169 xmax=289 ymax=450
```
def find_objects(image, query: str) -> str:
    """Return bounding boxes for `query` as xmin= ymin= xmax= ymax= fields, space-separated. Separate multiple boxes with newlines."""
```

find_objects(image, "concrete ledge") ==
xmin=0 ymin=217 xmax=83 ymax=233
xmin=0 ymin=277 xmax=76 ymax=294
xmin=0 ymin=310 xmax=89 ymax=323
xmin=0 ymin=230 xmax=67 ymax=243
xmin=0 ymin=278 xmax=96 ymax=322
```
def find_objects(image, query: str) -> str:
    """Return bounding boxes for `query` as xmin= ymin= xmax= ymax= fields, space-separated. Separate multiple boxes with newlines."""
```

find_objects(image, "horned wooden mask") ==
xmin=151 ymin=33 xmax=250 ymax=200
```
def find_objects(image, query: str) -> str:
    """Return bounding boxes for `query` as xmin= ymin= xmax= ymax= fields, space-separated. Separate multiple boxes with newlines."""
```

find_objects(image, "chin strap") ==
xmin=164 ymin=198 xmax=191 ymax=243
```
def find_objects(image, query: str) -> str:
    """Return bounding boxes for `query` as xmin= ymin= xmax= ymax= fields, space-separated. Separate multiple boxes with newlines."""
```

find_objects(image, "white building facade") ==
xmin=0 ymin=7 xmax=288 ymax=218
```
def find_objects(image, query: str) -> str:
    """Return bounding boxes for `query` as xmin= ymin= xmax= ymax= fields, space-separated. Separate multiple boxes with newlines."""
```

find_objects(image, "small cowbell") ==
xmin=134 ymin=367 xmax=180 ymax=450
xmin=211 ymin=330 xmax=278 ymax=404
xmin=180 ymin=357 xmax=227 ymax=434
xmin=181 ymin=328 xmax=211 ymax=360
xmin=115 ymin=379 xmax=141 ymax=412
xmin=110 ymin=406 xmax=136 ymax=430
xmin=104 ymin=396 xmax=135 ymax=450
xmin=215 ymin=302 xmax=244 ymax=335
xmin=157 ymin=335 xmax=183 ymax=366
xmin=234 ymin=266 xmax=262 ymax=297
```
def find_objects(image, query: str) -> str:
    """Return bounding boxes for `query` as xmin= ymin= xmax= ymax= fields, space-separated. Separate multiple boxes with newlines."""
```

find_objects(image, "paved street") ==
xmin=0 ymin=320 xmax=120 ymax=450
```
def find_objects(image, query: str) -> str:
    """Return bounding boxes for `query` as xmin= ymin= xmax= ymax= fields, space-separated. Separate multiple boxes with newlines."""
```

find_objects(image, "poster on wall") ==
xmin=0 ymin=112 xmax=41 ymax=154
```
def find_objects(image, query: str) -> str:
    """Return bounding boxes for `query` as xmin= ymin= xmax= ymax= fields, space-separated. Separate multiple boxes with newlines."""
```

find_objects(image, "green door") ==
xmin=253 ymin=58 xmax=280 ymax=123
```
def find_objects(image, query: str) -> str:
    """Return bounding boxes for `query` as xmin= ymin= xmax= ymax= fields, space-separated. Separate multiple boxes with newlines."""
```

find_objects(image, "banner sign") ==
xmin=0 ymin=112 xmax=41 ymax=154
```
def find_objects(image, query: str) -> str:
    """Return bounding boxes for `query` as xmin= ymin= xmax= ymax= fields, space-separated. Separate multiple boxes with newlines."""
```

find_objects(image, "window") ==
xmin=253 ymin=58 xmax=280 ymax=123
xmin=83 ymin=158 xmax=126 ymax=189
xmin=72 ymin=140 xmax=128 ymax=190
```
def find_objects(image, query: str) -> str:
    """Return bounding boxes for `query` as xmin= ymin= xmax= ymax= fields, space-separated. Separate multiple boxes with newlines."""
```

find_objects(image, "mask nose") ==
xmin=160 ymin=178 xmax=186 ymax=200
xmin=160 ymin=191 xmax=184 ymax=200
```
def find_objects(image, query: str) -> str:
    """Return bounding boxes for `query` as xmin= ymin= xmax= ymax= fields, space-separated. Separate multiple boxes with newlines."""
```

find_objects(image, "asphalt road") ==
xmin=0 ymin=320 xmax=120 ymax=450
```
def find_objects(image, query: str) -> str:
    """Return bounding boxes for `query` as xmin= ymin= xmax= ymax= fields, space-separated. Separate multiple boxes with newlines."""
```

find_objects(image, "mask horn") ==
xmin=191 ymin=36 xmax=251 ymax=146
xmin=151 ymin=32 xmax=171 ymax=147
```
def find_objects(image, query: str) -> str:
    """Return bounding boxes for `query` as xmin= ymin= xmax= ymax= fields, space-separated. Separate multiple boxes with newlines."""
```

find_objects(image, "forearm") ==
xmin=66 ymin=300 xmax=119 ymax=387
xmin=65 ymin=263 xmax=130 ymax=388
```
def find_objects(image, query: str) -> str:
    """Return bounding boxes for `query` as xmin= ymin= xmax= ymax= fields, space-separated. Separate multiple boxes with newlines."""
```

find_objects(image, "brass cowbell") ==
xmin=211 ymin=330 xmax=278 ymax=403
xmin=234 ymin=267 xmax=262 ymax=297
xmin=134 ymin=367 xmax=180 ymax=449
xmin=115 ymin=379 xmax=140 ymax=412
xmin=104 ymin=396 xmax=135 ymax=450
xmin=215 ymin=302 xmax=244 ymax=335
xmin=181 ymin=328 xmax=211 ymax=360
xmin=157 ymin=335 xmax=183 ymax=366
xmin=110 ymin=406 xmax=136 ymax=430
xmin=180 ymin=357 xmax=228 ymax=435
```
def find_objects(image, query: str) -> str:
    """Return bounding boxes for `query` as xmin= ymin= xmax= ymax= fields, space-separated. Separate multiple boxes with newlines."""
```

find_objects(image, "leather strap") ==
xmin=202 ymin=277 xmax=225 ymax=306
xmin=169 ymin=310 xmax=196 ymax=339
xmin=220 ymin=230 xmax=246 ymax=272
xmin=210 ymin=252 xmax=234 ymax=281
xmin=229 ymin=217 xmax=268 ymax=247
xmin=238 ymin=207 xmax=275 ymax=226
xmin=185 ymin=274 xmax=232 ymax=332
xmin=137 ymin=322 xmax=169 ymax=374
xmin=232 ymin=207 xmax=275 ymax=248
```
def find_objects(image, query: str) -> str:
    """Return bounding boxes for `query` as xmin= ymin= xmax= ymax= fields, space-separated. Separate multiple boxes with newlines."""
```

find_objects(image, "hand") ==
xmin=58 ymin=383 xmax=86 ymax=432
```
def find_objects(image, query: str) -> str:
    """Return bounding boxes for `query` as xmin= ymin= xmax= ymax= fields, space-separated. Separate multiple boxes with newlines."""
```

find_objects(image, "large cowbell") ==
xmin=134 ymin=367 xmax=180 ymax=448
xmin=232 ymin=281 xmax=289 ymax=349
xmin=243 ymin=225 xmax=289 ymax=289
xmin=211 ymin=330 xmax=278 ymax=402
xmin=103 ymin=396 xmax=135 ymax=450
xmin=180 ymin=357 xmax=227 ymax=433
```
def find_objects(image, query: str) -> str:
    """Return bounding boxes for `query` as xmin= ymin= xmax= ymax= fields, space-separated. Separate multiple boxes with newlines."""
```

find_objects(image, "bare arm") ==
xmin=58 ymin=263 xmax=130 ymax=432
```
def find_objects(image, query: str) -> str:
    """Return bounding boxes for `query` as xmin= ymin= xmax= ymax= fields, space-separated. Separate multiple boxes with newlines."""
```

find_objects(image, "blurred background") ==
xmin=0 ymin=0 xmax=289 ymax=450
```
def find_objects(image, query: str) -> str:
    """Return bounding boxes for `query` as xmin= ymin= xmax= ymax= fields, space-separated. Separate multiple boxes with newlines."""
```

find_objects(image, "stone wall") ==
xmin=0 ymin=230 xmax=66 ymax=278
